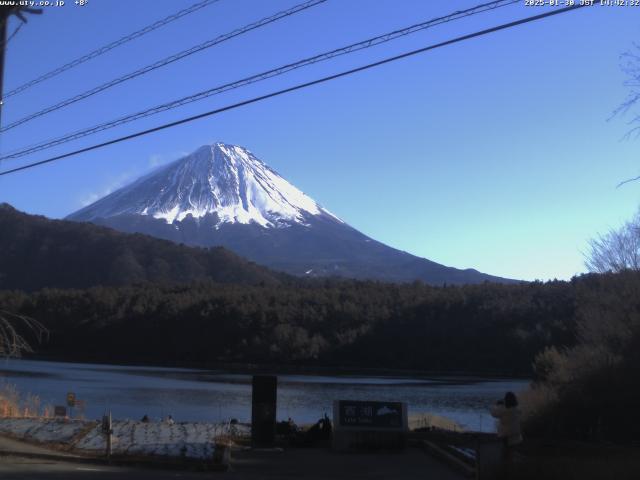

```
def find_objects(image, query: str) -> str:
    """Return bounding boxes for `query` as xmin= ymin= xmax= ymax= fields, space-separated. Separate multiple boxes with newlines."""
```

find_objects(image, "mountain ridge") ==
xmin=68 ymin=143 xmax=341 ymax=228
xmin=0 ymin=203 xmax=284 ymax=291
xmin=67 ymin=142 xmax=517 ymax=285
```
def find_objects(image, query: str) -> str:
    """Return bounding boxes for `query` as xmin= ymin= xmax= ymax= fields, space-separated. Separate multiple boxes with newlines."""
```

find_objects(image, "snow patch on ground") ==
xmin=0 ymin=418 xmax=248 ymax=460
xmin=0 ymin=418 xmax=87 ymax=444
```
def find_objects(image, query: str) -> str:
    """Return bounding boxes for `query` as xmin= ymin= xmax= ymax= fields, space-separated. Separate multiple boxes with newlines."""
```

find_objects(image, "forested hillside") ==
xmin=0 ymin=204 xmax=283 ymax=290
xmin=4 ymin=203 xmax=632 ymax=377
xmin=0 ymin=277 xmax=583 ymax=374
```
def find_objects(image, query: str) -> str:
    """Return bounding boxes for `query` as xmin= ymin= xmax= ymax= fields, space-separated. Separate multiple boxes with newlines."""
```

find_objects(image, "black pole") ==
xmin=0 ymin=7 xmax=42 ymax=129
xmin=0 ymin=10 xmax=9 ymax=128
xmin=251 ymin=375 xmax=277 ymax=447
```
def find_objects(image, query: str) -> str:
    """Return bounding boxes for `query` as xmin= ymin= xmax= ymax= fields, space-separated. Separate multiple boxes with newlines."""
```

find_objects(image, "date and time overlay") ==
xmin=2 ymin=0 xmax=640 ymax=10
xmin=526 ymin=0 xmax=640 ymax=6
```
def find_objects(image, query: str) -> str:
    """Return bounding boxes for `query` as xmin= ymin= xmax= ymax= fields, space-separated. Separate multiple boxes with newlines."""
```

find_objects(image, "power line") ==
xmin=0 ymin=0 xmax=327 ymax=133
xmin=0 ymin=3 xmax=591 ymax=178
xmin=1 ymin=0 xmax=222 ymax=101
xmin=2 ymin=21 xmax=22 ymax=49
xmin=0 ymin=0 xmax=520 ymax=161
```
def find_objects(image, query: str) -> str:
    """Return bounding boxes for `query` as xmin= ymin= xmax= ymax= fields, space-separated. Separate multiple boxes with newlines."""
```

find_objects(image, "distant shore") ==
xmin=22 ymin=354 xmax=532 ymax=380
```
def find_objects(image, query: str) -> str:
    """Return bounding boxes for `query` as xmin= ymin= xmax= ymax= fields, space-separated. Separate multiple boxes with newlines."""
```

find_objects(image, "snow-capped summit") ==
xmin=69 ymin=142 xmax=340 ymax=228
xmin=68 ymin=142 xmax=514 ymax=285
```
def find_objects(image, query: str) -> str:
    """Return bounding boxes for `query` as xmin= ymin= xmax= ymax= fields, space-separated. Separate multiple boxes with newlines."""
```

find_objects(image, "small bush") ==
xmin=0 ymin=383 xmax=51 ymax=418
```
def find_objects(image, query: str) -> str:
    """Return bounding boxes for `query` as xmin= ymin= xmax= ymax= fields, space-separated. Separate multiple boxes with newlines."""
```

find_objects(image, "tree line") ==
xmin=0 ymin=276 xmax=585 ymax=375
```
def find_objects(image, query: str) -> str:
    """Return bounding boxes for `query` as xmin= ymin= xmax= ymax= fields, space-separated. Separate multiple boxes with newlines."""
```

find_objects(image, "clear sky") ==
xmin=0 ymin=0 xmax=639 ymax=281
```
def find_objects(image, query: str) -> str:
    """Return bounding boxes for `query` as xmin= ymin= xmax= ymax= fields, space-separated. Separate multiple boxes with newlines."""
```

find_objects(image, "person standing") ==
xmin=491 ymin=391 xmax=523 ymax=447
xmin=490 ymin=391 xmax=523 ymax=478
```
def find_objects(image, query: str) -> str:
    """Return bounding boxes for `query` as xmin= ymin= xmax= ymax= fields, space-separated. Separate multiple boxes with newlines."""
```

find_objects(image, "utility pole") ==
xmin=0 ymin=8 xmax=11 ymax=128
xmin=0 ymin=6 xmax=42 ymax=128
xmin=102 ymin=410 xmax=113 ymax=461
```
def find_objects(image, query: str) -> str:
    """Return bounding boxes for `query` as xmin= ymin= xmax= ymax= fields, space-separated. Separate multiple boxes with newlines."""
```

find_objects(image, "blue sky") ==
xmin=0 ymin=0 xmax=638 ymax=281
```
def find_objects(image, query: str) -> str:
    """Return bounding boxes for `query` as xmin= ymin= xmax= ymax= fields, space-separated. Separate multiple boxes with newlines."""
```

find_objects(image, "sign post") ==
xmin=66 ymin=392 xmax=76 ymax=418
xmin=101 ymin=411 xmax=113 ymax=461
xmin=332 ymin=400 xmax=408 ymax=451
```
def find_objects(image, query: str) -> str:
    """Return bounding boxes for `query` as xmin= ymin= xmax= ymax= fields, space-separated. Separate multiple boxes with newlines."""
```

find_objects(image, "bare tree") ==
xmin=585 ymin=210 xmax=640 ymax=273
xmin=0 ymin=311 xmax=46 ymax=357
xmin=614 ymin=43 xmax=640 ymax=129
xmin=615 ymin=44 xmax=640 ymax=186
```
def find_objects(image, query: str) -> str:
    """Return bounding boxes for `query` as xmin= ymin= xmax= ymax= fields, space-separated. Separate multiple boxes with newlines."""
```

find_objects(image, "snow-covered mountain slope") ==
xmin=68 ymin=143 xmax=341 ymax=228
xmin=68 ymin=143 xmax=515 ymax=285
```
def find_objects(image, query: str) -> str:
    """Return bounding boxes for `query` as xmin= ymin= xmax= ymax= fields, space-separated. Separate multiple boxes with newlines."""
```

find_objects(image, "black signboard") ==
xmin=338 ymin=400 xmax=404 ymax=428
xmin=53 ymin=406 xmax=67 ymax=417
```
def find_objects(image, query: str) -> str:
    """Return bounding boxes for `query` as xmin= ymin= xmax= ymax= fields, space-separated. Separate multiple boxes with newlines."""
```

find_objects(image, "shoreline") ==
xmin=20 ymin=354 xmax=532 ymax=381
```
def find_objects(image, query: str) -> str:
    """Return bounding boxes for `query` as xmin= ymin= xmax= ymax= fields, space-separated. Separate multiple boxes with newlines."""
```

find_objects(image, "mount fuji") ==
xmin=67 ymin=143 xmax=511 ymax=284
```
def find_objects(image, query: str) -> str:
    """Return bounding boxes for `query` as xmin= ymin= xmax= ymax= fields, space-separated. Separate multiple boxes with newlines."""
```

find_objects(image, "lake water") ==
xmin=0 ymin=359 xmax=529 ymax=432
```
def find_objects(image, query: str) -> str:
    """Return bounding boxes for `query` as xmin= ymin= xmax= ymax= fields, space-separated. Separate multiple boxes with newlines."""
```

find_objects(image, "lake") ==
xmin=0 ymin=359 xmax=529 ymax=432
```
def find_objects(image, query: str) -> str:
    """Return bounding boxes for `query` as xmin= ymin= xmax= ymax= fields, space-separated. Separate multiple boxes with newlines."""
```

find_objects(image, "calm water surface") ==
xmin=0 ymin=359 xmax=529 ymax=432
